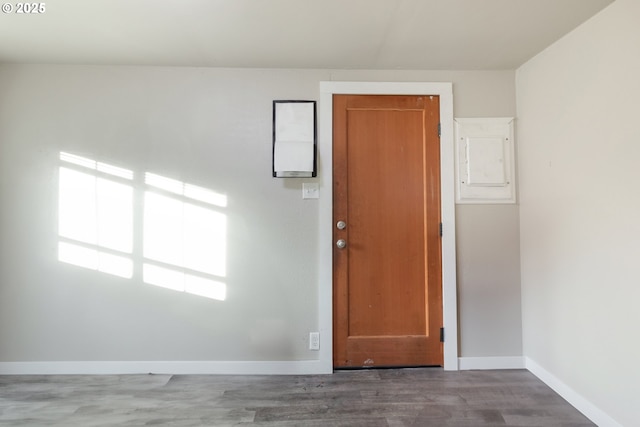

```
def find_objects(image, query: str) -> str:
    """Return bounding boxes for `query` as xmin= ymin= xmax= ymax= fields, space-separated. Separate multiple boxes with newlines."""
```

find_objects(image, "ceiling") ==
xmin=0 ymin=0 xmax=613 ymax=70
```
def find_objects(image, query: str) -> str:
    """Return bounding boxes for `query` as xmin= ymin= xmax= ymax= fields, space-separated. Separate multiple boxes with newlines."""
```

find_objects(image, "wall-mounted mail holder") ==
xmin=455 ymin=118 xmax=516 ymax=204
xmin=272 ymin=100 xmax=317 ymax=178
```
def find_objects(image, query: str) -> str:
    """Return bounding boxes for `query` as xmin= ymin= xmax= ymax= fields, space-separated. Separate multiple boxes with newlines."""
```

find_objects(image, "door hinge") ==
xmin=440 ymin=327 xmax=445 ymax=342
xmin=438 ymin=123 xmax=441 ymax=138
xmin=439 ymin=222 xmax=443 ymax=237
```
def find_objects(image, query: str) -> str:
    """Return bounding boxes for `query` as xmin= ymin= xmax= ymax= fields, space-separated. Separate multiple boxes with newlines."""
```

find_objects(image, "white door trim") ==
xmin=318 ymin=82 xmax=458 ymax=371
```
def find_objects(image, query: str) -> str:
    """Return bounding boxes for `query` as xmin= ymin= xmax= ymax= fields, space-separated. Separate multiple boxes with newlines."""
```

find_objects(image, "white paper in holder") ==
xmin=274 ymin=141 xmax=314 ymax=172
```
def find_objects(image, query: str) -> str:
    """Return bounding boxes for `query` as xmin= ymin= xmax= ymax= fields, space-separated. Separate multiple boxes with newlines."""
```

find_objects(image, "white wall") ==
xmin=456 ymin=205 xmax=521 ymax=358
xmin=517 ymin=0 xmax=640 ymax=425
xmin=0 ymin=65 xmax=519 ymax=372
xmin=0 ymin=66 xmax=325 ymax=366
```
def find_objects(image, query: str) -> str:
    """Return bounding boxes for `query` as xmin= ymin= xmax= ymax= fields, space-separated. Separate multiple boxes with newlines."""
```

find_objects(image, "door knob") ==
xmin=336 ymin=220 xmax=347 ymax=230
xmin=336 ymin=239 xmax=346 ymax=249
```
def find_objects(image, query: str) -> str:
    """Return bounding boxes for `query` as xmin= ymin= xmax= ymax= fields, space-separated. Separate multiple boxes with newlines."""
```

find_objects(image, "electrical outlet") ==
xmin=309 ymin=332 xmax=320 ymax=350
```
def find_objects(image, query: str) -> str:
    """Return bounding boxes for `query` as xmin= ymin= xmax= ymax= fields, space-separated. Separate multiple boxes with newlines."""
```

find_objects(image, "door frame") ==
xmin=318 ymin=81 xmax=458 ymax=372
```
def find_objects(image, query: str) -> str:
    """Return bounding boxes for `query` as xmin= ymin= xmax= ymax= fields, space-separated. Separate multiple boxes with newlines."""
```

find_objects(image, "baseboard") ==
xmin=458 ymin=356 xmax=525 ymax=370
xmin=0 ymin=360 xmax=333 ymax=375
xmin=525 ymin=357 xmax=622 ymax=427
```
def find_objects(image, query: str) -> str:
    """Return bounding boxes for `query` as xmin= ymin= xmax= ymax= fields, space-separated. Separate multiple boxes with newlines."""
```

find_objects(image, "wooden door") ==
xmin=333 ymin=94 xmax=443 ymax=368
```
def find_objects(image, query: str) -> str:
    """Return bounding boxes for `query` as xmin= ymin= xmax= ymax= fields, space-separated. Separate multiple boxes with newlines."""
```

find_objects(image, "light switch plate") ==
xmin=302 ymin=183 xmax=319 ymax=199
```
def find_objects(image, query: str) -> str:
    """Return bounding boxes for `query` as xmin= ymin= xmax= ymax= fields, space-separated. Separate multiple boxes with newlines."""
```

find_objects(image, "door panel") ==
xmin=333 ymin=95 xmax=442 ymax=368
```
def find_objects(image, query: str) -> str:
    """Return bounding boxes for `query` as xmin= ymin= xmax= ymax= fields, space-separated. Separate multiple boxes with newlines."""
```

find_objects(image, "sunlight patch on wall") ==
xmin=58 ymin=153 xmax=133 ymax=278
xmin=58 ymin=242 xmax=133 ymax=278
xmin=145 ymin=172 xmax=227 ymax=207
xmin=143 ymin=172 xmax=227 ymax=300
xmin=57 ymin=152 xmax=227 ymax=301
xmin=143 ymin=264 xmax=226 ymax=301
xmin=60 ymin=152 xmax=134 ymax=180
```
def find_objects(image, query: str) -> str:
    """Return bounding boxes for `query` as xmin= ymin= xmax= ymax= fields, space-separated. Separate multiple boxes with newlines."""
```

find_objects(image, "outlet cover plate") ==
xmin=309 ymin=332 xmax=320 ymax=350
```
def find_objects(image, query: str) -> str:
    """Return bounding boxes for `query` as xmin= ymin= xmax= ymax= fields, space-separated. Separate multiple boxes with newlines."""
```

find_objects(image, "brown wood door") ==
xmin=333 ymin=94 xmax=443 ymax=368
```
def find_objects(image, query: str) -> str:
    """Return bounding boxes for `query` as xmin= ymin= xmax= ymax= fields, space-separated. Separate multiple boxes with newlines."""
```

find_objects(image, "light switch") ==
xmin=302 ymin=183 xmax=319 ymax=199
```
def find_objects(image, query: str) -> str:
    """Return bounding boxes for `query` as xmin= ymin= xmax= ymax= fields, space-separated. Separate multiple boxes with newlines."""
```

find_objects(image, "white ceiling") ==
xmin=0 ymin=0 xmax=613 ymax=70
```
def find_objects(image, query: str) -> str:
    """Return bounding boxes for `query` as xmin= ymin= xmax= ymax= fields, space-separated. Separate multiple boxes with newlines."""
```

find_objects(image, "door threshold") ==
xmin=334 ymin=365 xmax=442 ymax=371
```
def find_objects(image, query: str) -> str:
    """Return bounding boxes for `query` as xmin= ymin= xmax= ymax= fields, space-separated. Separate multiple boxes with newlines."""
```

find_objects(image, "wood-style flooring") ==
xmin=0 ymin=368 xmax=595 ymax=426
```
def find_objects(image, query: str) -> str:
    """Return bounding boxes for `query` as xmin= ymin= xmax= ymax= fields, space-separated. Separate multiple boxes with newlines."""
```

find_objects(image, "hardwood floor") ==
xmin=0 ymin=368 xmax=594 ymax=426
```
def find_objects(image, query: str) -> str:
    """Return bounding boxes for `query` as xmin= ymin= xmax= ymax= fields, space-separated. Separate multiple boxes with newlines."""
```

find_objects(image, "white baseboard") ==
xmin=525 ymin=357 xmax=622 ymax=427
xmin=458 ymin=356 xmax=525 ymax=370
xmin=0 ymin=360 xmax=333 ymax=375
